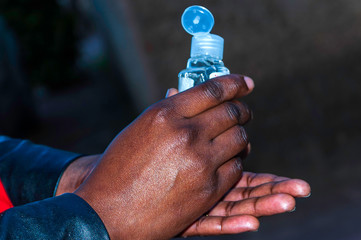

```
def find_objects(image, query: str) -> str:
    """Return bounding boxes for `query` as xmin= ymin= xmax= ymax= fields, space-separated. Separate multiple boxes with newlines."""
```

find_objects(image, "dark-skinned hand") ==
xmin=73 ymin=74 xmax=254 ymax=240
xmin=165 ymin=88 xmax=311 ymax=237
xmin=56 ymin=74 xmax=311 ymax=239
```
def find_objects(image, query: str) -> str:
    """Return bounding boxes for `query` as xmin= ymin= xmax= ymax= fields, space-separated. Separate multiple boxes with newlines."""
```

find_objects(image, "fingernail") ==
xmin=289 ymin=207 xmax=296 ymax=212
xmin=165 ymin=89 xmax=170 ymax=97
xmin=244 ymin=76 xmax=255 ymax=91
xmin=303 ymin=192 xmax=311 ymax=198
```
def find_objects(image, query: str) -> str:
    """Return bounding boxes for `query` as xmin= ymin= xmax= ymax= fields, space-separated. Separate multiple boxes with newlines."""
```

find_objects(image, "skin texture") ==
xmin=57 ymin=74 xmax=311 ymax=239
xmin=55 ymin=155 xmax=100 ymax=196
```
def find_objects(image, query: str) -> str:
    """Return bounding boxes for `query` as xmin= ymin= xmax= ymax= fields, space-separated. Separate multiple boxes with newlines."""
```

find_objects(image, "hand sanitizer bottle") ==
xmin=178 ymin=5 xmax=230 ymax=92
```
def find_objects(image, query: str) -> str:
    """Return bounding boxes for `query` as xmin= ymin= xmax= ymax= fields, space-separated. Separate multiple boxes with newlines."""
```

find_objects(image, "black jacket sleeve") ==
xmin=0 ymin=135 xmax=80 ymax=206
xmin=0 ymin=136 xmax=110 ymax=239
xmin=0 ymin=193 xmax=109 ymax=239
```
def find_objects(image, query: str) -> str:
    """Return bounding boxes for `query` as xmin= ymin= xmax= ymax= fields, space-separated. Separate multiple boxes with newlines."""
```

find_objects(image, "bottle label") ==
xmin=209 ymin=72 xmax=227 ymax=79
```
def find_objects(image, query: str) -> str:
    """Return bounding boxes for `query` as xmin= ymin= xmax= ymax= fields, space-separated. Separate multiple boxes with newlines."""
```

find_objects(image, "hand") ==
xmin=74 ymin=74 xmax=254 ymax=240
xmin=165 ymin=88 xmax=311 ymax=237
xmin=182 ymin=172 xmax=311 ymax=236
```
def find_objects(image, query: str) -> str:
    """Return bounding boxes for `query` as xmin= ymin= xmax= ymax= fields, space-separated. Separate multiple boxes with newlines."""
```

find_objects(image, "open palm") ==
xmin=182 ymin=171 xmax=311 ymax=236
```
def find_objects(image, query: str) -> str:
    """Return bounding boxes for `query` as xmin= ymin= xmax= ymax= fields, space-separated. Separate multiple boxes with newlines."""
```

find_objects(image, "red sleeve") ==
xmin=0 ymin=179 xmax=13 ymax=213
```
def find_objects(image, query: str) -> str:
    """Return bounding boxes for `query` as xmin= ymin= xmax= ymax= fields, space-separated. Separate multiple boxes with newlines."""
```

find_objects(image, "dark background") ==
xmin=1 ymin=0 xmax=361 ymax=239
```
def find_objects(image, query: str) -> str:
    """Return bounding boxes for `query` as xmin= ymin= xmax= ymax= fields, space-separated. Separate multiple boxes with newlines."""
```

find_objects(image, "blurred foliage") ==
xmin=0 ymin=0 xmax=78 ymax=89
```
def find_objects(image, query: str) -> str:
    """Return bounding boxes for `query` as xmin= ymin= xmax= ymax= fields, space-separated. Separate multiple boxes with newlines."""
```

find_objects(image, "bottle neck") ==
xmin=190 ymin=34 xmax=224 ymax=60
xmin=186 ymin=56 xmax=225 ymax=68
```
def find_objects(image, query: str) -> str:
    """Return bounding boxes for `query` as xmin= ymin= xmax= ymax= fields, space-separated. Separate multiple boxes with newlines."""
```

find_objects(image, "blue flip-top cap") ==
xmin=182 ymin=5 xmax=214 ymax=35
xmin=181 ymin=5 xmax=224 ymax=59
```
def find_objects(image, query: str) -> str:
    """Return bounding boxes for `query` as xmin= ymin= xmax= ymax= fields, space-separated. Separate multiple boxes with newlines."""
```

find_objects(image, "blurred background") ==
xmin=1 ymin=0 xmax=361 ymax=239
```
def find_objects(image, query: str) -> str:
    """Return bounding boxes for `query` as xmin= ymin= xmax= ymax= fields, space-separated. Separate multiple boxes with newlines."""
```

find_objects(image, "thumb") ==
xmin=165 ymin=88 xmax=179 ymax=98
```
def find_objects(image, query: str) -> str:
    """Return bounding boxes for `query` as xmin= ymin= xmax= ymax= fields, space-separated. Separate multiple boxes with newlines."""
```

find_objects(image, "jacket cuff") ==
xmin=0 ymin=136 xmax=81 ymax=206
xmin=0 ymin=193 xmax=110 ymax=239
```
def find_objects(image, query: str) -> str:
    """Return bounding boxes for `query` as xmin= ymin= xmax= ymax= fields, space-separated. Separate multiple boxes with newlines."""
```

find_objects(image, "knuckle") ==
xmin=178 ymin=125 xmax=200 ymax=145
xmin=252 ymin=197 xmax=260 ymax=214
xmin=224 ymin=158 xmax=243 ymax=183
xmin=233 ymin=157 xmax=243 ymax=172
xmin=148 ymin=102 xmax=173 ymax=125
xmin=224 ymin=201 xmax=237 ymax=216
xmin=235 ymin=126 xmax=249 ymax=146
xmin=195 ymin=216 xmax=207 ymax=233
xmin=241 ymin=187 xmax=251 ymax=199
xmin=202 ymin=80 xmax=225 ymax=102
xmin=224 ymin=102 xmax=242 ymax=122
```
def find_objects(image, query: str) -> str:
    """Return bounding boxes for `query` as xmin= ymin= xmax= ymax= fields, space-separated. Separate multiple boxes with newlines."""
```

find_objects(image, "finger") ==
xmin=165 ymin=88 xmax=178 ymax=98
xmin=209 ymin=193 xmax=296 ymax=217
xmin=215 ymin=157 xmax=243 ymax=198
xmin=224 ymin=179 xmax=312 ymax=201
xmin=192 ymin=100 xmax=251 ymax=139
xmin=172 ymin=74 xmax=254 ymax=118
xmin=236 ymin=172 xmax=290 ymax=188
xmin=211 ymin=125 xmax=249 ymax=163
xmin=182 ymin=215 xmax=259 ymax=237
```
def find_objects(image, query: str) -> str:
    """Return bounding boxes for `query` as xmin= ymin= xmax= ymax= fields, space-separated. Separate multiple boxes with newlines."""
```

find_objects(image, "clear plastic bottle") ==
xmin=178 ymin=6 xmax=230 ymax=92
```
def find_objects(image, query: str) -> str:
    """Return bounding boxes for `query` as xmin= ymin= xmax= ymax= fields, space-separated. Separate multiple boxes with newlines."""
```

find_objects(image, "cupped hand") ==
xmin=181 ymin=172 xmax=311 ymax=236
xmin=75 ymin=74 xmax=254 ymax=240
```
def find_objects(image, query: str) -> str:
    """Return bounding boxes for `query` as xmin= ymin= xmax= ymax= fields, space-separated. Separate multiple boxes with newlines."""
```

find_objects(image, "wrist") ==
xmin=55 ymin=154 xmax=100 ymax=196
